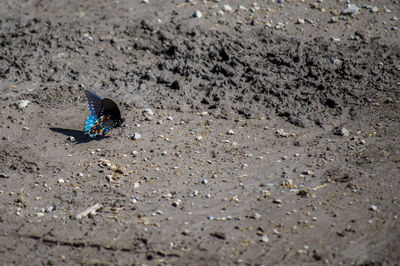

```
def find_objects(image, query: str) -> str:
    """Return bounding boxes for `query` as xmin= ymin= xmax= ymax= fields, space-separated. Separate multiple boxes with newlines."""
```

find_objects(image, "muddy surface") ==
xmin=0 ymin=0 xmax=399 ymax=265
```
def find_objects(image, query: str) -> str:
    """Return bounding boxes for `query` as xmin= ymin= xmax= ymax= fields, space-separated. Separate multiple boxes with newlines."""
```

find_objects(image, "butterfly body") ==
xmin=84 ymin=90 xmax=124 ymax=137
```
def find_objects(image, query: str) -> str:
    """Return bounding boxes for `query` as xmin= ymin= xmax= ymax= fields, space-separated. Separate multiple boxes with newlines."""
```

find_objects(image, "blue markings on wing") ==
xmin=84 ymin=115 xmax=115 ymax=138
xmin=85 ymin=115 xmax=98 ymax=134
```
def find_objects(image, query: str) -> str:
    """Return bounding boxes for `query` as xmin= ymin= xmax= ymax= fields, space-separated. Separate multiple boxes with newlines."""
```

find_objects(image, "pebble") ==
xmin=45 ymin=206 xmax=54 ymax=212
xmin=363 ymin=5 xmax=379 ymax=13
xmin=142 ymin=108 xmax=154 ymax=115
xmin=202 ymin=179 xmax=208 ymax=184
xmin=369 ymin=205 xmax=378 ymax=211
xmin=0 ymin=173 xmax=9 ymax=178
xmin=141 ymin=0 xmax=149 ymax=3
xmin=302 ymin=170 xmax=314 ymax=175
xmin=196 ymin=136 xmax=203 ymax=141
xmin=131 ymin=133 xmax=142 ymax=140
xmin=171 ymin=199 xmax=181 ymax=207
xmin=260 ymin=235 xmax=269 ymax=243
xmin=273 ymin=199 xmax=282 ymax=204
xmin=167 ymin=116 xmax=173 ymax=121
xmin=36 ymin=212 xmax=45 ymax=217
xmin=332 ymin=58 xmax=343 ymax=66
xmin=222 ymin=4 xmax=233 ymax=12
xmin=227 ymin=129 xmax=235 ymax=135
xmin=329 ymin=17 xmax=338 ymax=23
xmin=296 ymin=18 xmax=305 ymax=24
xmin=57 ymin=178 xmax=65 ymax=184
xmin=182 ymin=229 xmax=191 ymax=236
xmin=16 ymin=100 xmax=30 ymax=109
xmin=67 ymin=136 xmax=75 ymax=142
xmin=342 ymin=4 xmax=360 ymax=15
xmin=193 ymin=10 xmax=202 ymax=18
xmin=305 ymin=18 xmax=314 ymax=24
xmin=340 ymin=127 xmax=350 ymax=137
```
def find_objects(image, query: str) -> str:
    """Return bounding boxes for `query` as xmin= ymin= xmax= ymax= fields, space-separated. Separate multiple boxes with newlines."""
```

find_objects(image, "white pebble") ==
xmin=340 ymin=127 xmax=350 ymax=136
xmin=131 ymin=133 xmax=142 ymax=140
xmin=369 ymin=205 xmax=378 ymax=211
xmin=193 ymin=10 xmax=202 ymax=18
xmin=57 ymin=178 xmax=65 ymax=184
xmin=261 ymin=235 xmax=269 ymax=243
xmin=222 ymin=4 xmax=232 ymax=12
xmin=16 ymin=100 xmax=30 ymax=109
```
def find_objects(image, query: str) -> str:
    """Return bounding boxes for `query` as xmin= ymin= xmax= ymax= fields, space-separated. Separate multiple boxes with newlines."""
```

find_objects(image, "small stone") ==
xmin=371 ymin=6 xmax=379 ymax=13
xmin=142 ymin=108 xmax=154 ymax=115
xmin=167 ymin=116 xmax=173 ymax=121
xmin=210 ymin=231 xmax=226 ymax=240
xmin=16 ymin=100 xmax=30 ymax=109
xmin=302 ymin=170 xmax=314 ymax=175
xmin=273 ymin=199 xmax=282 ymax=204
xmin=171 ymin=199 xmax=181 ymax=207
xmin=182 ymin=229 xmax=191 ymax=236
xmin=340 ymin=128 xmax=350 ymax=137
xmin=329 ymin=17 xmax=338 ymax=23
xmin=296 ymin=18 xmax=305 ymax=24
xmin=222 ymin=4 xmax=233 ymax=12
xmin=369 ymin=205 xmax=378 ymax=211
xmin=0 ymin=173 xmax=9 ymax=178
xmin=45 ymin=206 xmax=54 ymax=212
xmin=67 ymin=136 xmax=75 ymax=142
xmin=305 ymin=18 xmax=314 ymax=24
xmin=227 ymin=129 xmax=235 ymax=135
xmin=342 ymin=4 xmax=360 ymax=15
xmin=196 ymin=136 xmax=203 ymax=141
xmin=36 ymin=212 xmax=45 ymax=217
xmin=141 ymin=0 xmax=148 ymax=3
xmin=261 ymin=235 xmax=269 ymax=243
xmin=193 ymin=10 xmax=202 ymax=18
xmin=131 ymin=133 xmax=142 ymax=140
xmin=254 ymin=212 xmax=262 ymax=219
xmin=202 ymin=179 xmax=208 ymax=184
xmin=57 ymin=178 xmax=65 ymax=184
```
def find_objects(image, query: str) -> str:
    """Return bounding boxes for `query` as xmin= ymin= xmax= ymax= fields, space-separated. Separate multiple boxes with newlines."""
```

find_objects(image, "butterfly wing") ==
xmin=85 ymin=115 xmax=98 ymax=133
xmin=85 ymin=90 xmax=103 ymax=117
xmin=84 ymin=91 xmax=124 ymax=138
xmin=100 ymin=98 xmax=122 ymax=120
xmin=86 ymin=115 xmax=115 ymax=137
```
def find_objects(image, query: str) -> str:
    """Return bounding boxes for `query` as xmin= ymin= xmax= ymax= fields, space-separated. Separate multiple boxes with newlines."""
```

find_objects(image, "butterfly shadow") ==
xmin=49 ymin=127 xmax=109 ymax=144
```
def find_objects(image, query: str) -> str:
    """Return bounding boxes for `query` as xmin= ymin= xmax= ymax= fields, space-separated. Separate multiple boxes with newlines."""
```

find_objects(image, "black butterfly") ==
xmin=84 ymin=90 xmax=125 ymax=137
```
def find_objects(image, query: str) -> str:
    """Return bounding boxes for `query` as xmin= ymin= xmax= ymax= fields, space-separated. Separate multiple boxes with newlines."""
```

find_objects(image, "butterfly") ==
xmin=84 ymin=90 xmax=125 ymax=137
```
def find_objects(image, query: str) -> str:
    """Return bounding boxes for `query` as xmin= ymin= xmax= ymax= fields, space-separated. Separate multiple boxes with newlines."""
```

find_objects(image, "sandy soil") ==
xmin=0 ymin=0 xmax=399 ymax=265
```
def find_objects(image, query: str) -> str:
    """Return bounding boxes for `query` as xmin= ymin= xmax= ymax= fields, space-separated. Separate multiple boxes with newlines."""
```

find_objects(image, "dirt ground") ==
xmin=0 ymin=0 xmax=399 ymax=265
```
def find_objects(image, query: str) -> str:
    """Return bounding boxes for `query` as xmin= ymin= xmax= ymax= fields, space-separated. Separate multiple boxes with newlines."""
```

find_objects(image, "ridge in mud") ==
xmin=1 ymin=18 xmax=399 ymax=127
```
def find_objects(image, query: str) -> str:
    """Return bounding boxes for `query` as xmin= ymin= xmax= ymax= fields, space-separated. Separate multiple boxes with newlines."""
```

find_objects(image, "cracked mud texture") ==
xmin=0 ymin=0 xmax=399 ymax=265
